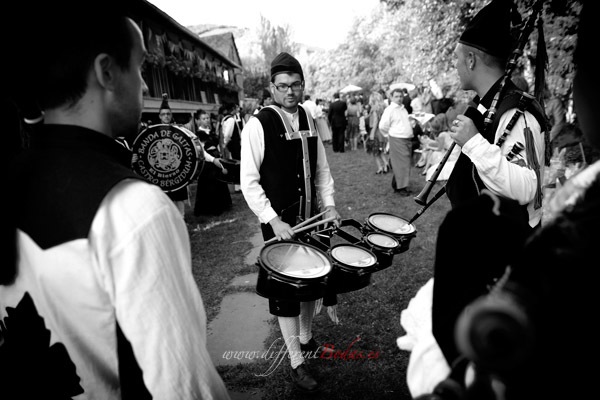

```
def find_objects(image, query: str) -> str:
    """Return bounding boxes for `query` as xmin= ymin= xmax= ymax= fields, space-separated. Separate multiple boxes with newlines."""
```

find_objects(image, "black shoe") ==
xmin=395 ymin=188 xmax=411 ymax=197
xmin=290 ymin=363 xmax=319 ymax=392
xmin=300 ymin=338 xmax=334 ymax=359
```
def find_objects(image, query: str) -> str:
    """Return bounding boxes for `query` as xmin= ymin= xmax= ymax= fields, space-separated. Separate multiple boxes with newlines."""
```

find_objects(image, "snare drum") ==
xmin=365 ymin=212 xmax=417 ymax=252
xmin=361 ymin=232 xmax=401 ymax=271
xmin=328 ymin=244 xmax=378 ymax=294
xmin=256 ymin=241 xmax=332 ymax=301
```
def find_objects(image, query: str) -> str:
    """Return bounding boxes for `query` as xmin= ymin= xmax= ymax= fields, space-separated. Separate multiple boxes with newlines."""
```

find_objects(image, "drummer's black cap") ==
xmin=159 ymin=93 xmax=170 ymax=111
xmin=270 ymin=52 xmax=304 ymax=81
xmin=459 ymin=0 xmax=515 ymax=59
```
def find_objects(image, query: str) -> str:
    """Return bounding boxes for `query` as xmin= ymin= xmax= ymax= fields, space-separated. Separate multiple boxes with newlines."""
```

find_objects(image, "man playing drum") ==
xmin=240 ymin=52 xmax=342 ymax=392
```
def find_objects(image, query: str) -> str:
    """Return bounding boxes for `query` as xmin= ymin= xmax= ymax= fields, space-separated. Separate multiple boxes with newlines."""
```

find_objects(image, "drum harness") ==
xmin=265 ymin=104 xmax=319 ymax=220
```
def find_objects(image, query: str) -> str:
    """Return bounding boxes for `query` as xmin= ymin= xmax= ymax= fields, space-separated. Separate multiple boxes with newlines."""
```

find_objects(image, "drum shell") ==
xmin=364 ymin=213 xmax=417 ymax=253
xmin=255 ymin=241 xmax=331 ymax=302
xmin=360 ymin=233 xmax=401 ymax=272
xmin=327 ymin=244 xmax=378 ymax=294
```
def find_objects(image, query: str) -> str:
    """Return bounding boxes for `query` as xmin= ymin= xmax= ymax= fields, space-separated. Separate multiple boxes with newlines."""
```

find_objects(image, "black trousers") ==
xmin=331 ymin=125 xmax=346 ymax=152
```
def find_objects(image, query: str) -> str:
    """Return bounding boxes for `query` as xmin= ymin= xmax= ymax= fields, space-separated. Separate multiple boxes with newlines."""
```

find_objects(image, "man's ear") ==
xmin=93 ymin=53 xmax=116 ymax=90
xmin=468 ymin=52 xmax=476 ymax=70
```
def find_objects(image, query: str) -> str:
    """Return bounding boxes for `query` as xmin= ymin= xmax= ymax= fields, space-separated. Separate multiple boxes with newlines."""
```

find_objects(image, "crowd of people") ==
xmin=3 ymin=0 xmax=598 ymax=399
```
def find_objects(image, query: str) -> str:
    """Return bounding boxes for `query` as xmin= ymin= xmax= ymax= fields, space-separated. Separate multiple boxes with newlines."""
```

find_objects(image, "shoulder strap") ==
xmin=264 ymin=105 xmax=318 ymax=139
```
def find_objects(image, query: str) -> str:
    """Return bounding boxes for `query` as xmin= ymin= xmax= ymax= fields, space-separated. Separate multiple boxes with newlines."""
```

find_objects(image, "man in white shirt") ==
xmin=379 ymin=88 xmax=414 ymax=196
xmin=302 ymin=94 xmax=318 ymax=119
xmin=2 ymin=3 xmax=230 ymax=399
xmin=240 ymin=52 xmax=341 ymax=393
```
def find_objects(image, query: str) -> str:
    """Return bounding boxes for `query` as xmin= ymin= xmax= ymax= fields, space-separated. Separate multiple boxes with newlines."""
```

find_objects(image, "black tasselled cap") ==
xmin=459 ymin=0 xmax=516 ymax=59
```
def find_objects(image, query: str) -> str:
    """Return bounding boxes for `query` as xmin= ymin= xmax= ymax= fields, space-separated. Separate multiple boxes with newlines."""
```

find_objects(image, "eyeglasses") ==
xmin=273 ymin=81 xmax=303 ymax=93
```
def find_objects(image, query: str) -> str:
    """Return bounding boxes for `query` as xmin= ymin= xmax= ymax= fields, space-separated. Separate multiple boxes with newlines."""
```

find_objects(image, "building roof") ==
xmin=129 ymin=1 xmax=241 ymax=70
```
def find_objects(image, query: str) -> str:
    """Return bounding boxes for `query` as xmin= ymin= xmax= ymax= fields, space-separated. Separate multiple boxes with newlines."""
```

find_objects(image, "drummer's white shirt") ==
xmin=0 ymin=180 xmax=230 ymax=400
xmin=240 ymin=107 xmax=336 ymax=224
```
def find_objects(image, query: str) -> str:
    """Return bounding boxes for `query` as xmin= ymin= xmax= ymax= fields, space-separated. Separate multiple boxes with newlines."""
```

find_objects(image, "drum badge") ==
xmin=131 ymin=124 xmax=199 ymax=193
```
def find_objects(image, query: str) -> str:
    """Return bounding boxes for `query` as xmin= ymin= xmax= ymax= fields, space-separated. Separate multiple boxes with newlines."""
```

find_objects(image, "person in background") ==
xmin=0 ymin=2 xmax=230 ymax=398
xmin=302 ymin=94 xmax=318 ymax=119
xmin=411 ymin=84 xmax=434 ymax=114
xmin=402 ymin=88 xmax=413 ymax=114
xmin=315 ymin=98 xmax=332 ymax=143
xmin=423 ymin=114 xmax=461 ymax=182
xmin=221 ymin=101 xmax=244 ymax=192
xmin=379 ymin=88 xmax=414 ymax=195
xmin=240 ymin=52 xmax=341 ymax=393
xmin=254 ymin=89 xmax=273 ymax=115
xmin=221 ymin=101 xmax=243 ymax=161
xmin=358 ymin=106 xmax=370 ymax=151
xmin=367 ymin=91 xmax=390 ymax=174
xmin=158 ymin=94 xmax=196 ymax=216
xmin=328 ymin=92 xmax=348 ymax=153
xmin=346 ymin=96 xmax=361 ymax=151
xmin=193 ymin=109 xmax=231 ymax=216
xmin=544 ymin=86 xmax=567 ymax=142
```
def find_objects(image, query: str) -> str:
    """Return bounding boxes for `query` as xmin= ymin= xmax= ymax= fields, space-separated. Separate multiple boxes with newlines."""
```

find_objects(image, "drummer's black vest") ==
xmin=446 ymin=79 xmax=548 ymax=218
xmin=255 ymin=105 xmax=318 ymax=226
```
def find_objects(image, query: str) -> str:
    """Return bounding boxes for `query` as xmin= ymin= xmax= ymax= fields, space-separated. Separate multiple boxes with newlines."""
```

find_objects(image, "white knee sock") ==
xmin=277 ymin=316 xmax=303 ymax=369
xmin=299 ymin=301 xmax=316 ymax=344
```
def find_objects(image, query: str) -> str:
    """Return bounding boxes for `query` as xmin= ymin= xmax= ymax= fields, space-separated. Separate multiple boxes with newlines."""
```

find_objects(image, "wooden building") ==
xmin=129 ymin=1 xmax=244 ymax=125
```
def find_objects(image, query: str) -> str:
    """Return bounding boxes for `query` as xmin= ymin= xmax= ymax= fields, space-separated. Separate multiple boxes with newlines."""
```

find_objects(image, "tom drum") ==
xmin=361 ymin=232 xmax=401 ymax=271
xmin=256 ymin=241 xmax=332 ymax=302
xmin=365 ymin=212 xmax=417 ymax=253
xmin=328 ymin=244 xmax=378 ymax=294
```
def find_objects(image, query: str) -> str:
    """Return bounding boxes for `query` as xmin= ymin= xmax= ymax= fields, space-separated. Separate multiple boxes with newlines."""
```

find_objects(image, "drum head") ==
xmin=331 ymin=245 xmax=377 ymax=268
xmin=366 ymin=233 xmax=399 ymax=249
xmin=260 ymin=242 xmax=331 ymax=279
xmin=367 ymin=213 xmax=416 ymax=235
xmin=131 ymin=124 xmax=200 ymax=193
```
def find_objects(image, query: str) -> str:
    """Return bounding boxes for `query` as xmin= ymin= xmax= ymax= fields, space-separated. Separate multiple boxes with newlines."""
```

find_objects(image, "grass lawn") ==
xmin=186 ymin=143 xmax=451 ymax=399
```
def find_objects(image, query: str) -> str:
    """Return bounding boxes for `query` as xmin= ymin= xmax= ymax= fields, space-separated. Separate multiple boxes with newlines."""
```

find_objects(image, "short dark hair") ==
xmin=195 ymin=109 xmax=208 ymax=119
xmin=19 ymin=3 xmax=135 ymax=111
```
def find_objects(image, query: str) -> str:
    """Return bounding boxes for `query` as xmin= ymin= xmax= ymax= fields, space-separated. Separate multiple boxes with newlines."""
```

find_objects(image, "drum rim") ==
xmin=329 ymin=243 xmax=378 ymax=271
xmin=366 ymin=212 xmax=416 ymax=235
xmin=259 ymin=240 xmax=332 ymax=279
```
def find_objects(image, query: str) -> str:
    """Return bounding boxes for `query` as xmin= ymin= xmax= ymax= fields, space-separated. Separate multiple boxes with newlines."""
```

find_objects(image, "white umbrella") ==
xmin=340 ymin=84 xmax=362 ymax=94
xmin=389 ymin=82 xmax=416 ymax=91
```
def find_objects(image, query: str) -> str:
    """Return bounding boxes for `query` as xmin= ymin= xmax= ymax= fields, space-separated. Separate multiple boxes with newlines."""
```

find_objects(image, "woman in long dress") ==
xmin=315 ymin=99 xmax=332 ymax=143
xmin=193 ymin=109 xmax=232 ymax=216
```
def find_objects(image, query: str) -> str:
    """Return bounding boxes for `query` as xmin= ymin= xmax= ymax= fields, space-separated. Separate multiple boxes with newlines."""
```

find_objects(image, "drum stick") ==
xmin=290 ymin=210 xmax=329 ymax=231
xmin=264 ymin=216 xmax=337 ymax=245
xmin=292 ymin=216 xmax=337 ymax=235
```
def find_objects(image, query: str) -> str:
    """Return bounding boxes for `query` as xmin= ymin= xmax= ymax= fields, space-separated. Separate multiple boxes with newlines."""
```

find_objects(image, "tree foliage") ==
xmin=242 ymin=15 xmax=298 ymax=98
xmin=302 ymin=0 xmax=582 ymax=102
